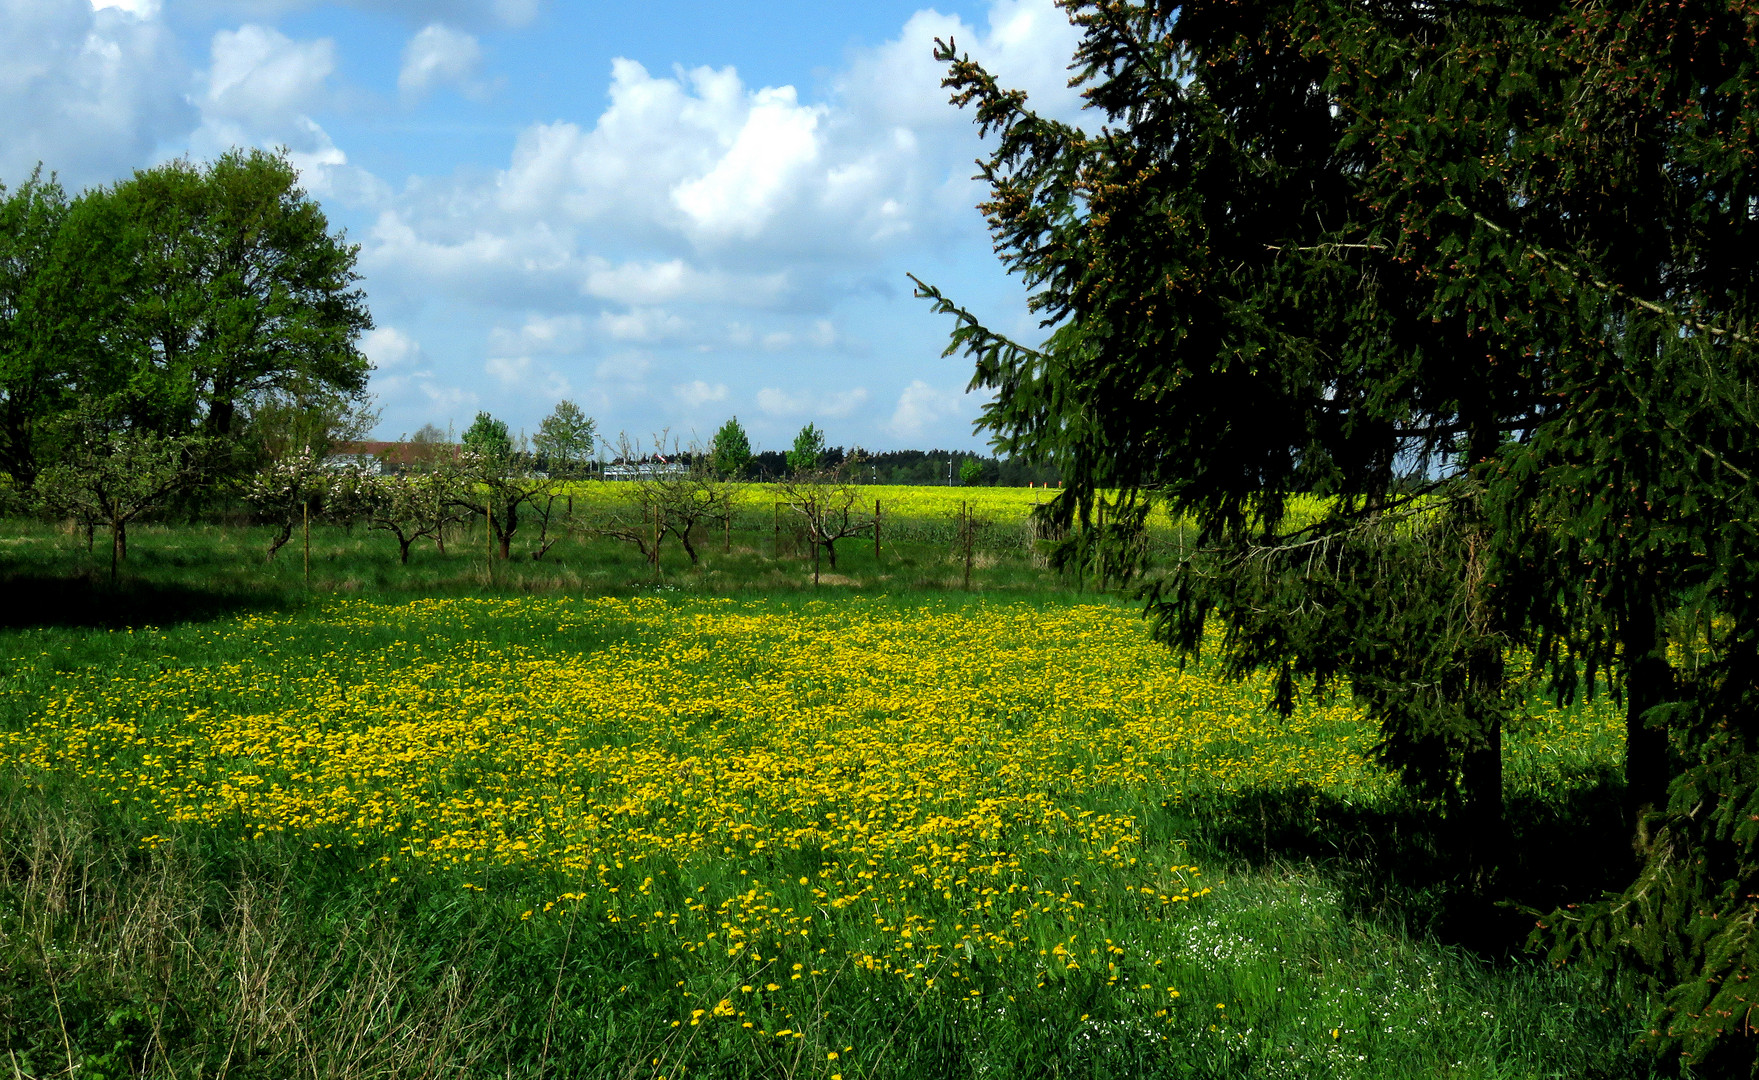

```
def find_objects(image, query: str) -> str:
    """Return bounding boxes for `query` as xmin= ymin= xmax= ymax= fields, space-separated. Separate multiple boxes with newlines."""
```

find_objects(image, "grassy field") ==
xmin=0 ymin=514 xmax=1663 ymax=1078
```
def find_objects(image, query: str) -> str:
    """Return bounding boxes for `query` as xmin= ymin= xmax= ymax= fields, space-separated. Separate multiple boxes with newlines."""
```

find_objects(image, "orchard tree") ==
xmin=34 ymin=419 xmax=214 ymax=582
xmin=771 ymin=457 xmax=876 ymax=579
xmin=359 ymin=467 xmax=462 ymax=564
xmin=710 ymin=416 xmax=753 ymax=478
xmin=594 ymin=432 xmax=732 ymax=566
xmin=452 ymin=412 xmax=556 ymax=560
xmin=241 ymin=446 xmax=328 ymax=560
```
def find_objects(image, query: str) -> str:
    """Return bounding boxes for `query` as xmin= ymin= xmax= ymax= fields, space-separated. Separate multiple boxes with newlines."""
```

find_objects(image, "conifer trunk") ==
xmin=1459 ymin=423 xmax=1507 ymax=880
xmin=1623 ymin=595 xmax=1673 ymax=856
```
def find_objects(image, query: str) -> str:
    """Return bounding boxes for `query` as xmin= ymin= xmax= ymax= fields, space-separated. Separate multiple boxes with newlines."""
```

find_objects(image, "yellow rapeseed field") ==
xmin=566 ymin=481 xmax=1063 ymax=523
xmin=3 ymin=596 xmax=1621 ymax=1016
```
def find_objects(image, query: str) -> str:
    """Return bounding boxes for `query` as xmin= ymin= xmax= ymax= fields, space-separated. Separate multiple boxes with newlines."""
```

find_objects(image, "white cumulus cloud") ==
xmin=888 ymin=380 xmax=972 ymax=438
xmin=757 ymin=386 xmax=869 ymax=420
xmin=361 ymin=325 xmax=423 ymax=370
xmin=398 ymin=23 xmax=484 ymax=102
xmin=675 ymin=380 xmax=728 ymax=408
xmin=0 ymin=0 xmax=192 ymax=187
xmin=192 ymin=24 xmax=386 ymax=205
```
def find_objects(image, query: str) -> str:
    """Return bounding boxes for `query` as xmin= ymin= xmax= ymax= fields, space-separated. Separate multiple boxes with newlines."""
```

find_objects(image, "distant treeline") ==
xmin=744 ymin=449 xmax=1059 ymax=486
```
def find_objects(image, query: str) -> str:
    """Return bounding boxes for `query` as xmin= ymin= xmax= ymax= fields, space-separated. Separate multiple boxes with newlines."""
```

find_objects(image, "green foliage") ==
xmin=0 ymin=149 xmax=371 ymax=490
xmin=924 ymin=1 xmax=1759 ymax=1068
xmin=785 ymin=423 xmax=825 ymax=475
xmin=107 ymin=149 xmax=373 ymax=439
xmin=533 ymin=400 xmax=595 ymax=476
xmin=461 ymin=411 xmax=512 ymax=461
xmin=919 ymin=1 xmax=1519 ymax=841
xmin=958 ymin=457 xmax=983 ymax=486
xmin=710 ymin=415 xmax=753 ymax=478
xmin=32 ymin=421 xmax=215 ymax=581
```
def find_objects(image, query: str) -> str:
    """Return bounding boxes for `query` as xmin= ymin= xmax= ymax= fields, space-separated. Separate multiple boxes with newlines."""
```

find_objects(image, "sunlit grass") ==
xmin=0 ymin=593 xmax=1645 ymax=1078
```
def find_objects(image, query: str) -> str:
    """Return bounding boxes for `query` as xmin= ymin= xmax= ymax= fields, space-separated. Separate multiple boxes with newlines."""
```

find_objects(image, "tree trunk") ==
xmin=1623 ymin=594 xmax=1673 ymax=856
xmin=207 ymin=396 xmax=237 ymax=437
xmin=1460 ymin=683 xmax=1505 ymax=882
xmin=1458 ymin=422 xmax=1507 ymax=882
xmin=398 ymin=533 xmax=414 ymax=564
xmin=499 ymin=498 xmax=517 ymax=560
xmin=110 ymin=519 xmax=126 ymax=584
xmin=266 ymin=520 xmax=294 ymax=561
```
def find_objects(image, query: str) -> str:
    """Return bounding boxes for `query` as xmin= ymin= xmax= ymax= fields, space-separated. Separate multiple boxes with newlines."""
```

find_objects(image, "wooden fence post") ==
xmin=962 ymin=501 xmax=973 ymax=590
xmin=874 ymin=498 xmax=881 ymax=562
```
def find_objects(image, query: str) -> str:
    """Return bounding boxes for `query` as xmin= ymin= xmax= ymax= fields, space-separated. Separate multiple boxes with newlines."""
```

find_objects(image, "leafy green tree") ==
xmin=0 ymin=171 xmax=139 ymax=486
xmin=534 ymin=400 xmax=595 ymax=477
xmin=461 ymin=411 xmax=513 ymax=461
xmin=785 ymin=423 xmax=825 ymax=475
xmin=958 ymin=458 xmax=983 ymax=486
xmin=108 ymin=149 xmax=372 ymax=439
xmin=709 ymin=416 xmax=753 ymax=478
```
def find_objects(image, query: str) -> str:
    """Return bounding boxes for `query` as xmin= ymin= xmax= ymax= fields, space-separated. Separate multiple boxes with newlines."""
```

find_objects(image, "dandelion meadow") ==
xmin=0 ymin=592 xmax=1649 ymax=1078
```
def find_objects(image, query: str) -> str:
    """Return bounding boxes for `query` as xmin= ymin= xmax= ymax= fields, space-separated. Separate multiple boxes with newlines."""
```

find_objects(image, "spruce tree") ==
xmin=922 ymin=1 xmax=1759 ymax=1065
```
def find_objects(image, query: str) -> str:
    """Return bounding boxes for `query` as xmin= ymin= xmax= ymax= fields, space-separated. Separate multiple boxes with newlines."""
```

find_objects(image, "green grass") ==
xmin=0 ymin=518 xmax=1670 ymax=1079
xmin=0 ymin=507 xmax=1073 ymax=614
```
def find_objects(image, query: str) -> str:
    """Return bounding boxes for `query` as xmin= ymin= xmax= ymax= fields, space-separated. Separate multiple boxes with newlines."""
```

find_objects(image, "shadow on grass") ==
xmin=1170 ymin=766 xmax=1631 ymax=955
xmin=0 ymin=571 xmax=286 ymax=630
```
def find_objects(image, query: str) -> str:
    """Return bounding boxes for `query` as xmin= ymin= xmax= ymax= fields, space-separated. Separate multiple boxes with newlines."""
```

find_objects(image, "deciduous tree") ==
xmin=534 ymin=400 xmax=595 ymax=478
xmin=109 ymin=149 xmax=372 ymax=441
xmin=33 ymin=419 xmax=214 ymax=582
xmin=710 ymin=416 xmax=753 ymax=479
xmin=786 ymin=423 xmax=825 ymax=475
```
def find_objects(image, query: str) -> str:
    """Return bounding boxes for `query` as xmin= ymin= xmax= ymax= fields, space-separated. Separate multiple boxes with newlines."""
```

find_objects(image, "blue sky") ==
xmin=4 ymin=0 xmax=1090 ymax=453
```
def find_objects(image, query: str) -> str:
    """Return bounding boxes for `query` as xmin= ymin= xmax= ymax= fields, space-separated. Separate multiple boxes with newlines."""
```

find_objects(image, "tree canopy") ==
xmin=786 ymin=423 xmax=826 ymax=475
xmin=461 ymin=411 xmax=513 ymax=461
xmin=710 ymin=416 xmax=753 ymax=478
xmin=0 ymin=149 xmax=372 ymax=487
xmin=534 ymin=400 xmax=596 ymax=475
xmin=921 ymin=0 xmax=1759 ymax=1067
